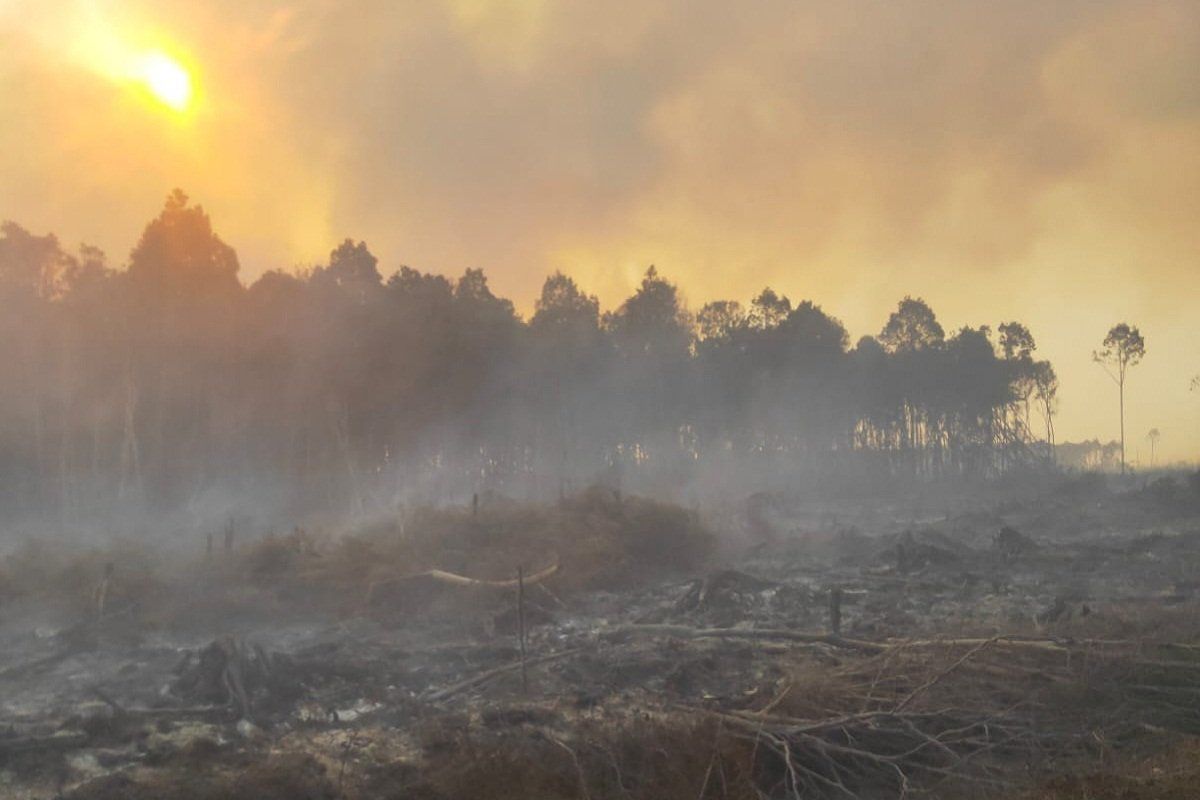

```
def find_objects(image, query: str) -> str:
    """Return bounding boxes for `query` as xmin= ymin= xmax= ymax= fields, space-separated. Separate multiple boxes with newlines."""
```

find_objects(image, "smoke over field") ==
xmin=3 ymin=195 xmax=1200 ymax=799
xmin=2 ymin=197 xmax=1068 ymax=540
xmin=3 ymin=0 xmax=1200 ymax=794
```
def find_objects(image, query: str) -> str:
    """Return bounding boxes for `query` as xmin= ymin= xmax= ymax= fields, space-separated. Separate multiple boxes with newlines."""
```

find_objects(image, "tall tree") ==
xmin=529 ymin=273 xmax=606 ymax=491
xmin=531 ymin=272 xmax=600 ymax=338
xmin=1146 ymin=428 xmax=1161 ymax=468
xmin=1032 ymin=360 xmax=1059 ymax=458
xmin=314 ymin=239 xmax=382 ymax=301
xmin=127 ymin=189 xmax=240 ymax=304
xmin=1093 ymin=323 xmax=1146 ymax=475
xmin=0 ymin=221 xmax=77 ymax=299
xmin=746 ymin=288 xmax=790 ymax=331
xmin=879 ymin=296 xmax=944 ymax=354
xmin=997 ymin=321 xmax=1036 ymax=361
xmin=0 ymin=191 xmax=1077 ymax=520
xmin=696 ymin=300 xmax=745 ymax=343
xmin=996 ymin=321 xmax=1043 ymax=452
xmin=605 ymin=266 xmax=693 ymax=358
xmin=604 ymin=267 xmax=694 ymax=460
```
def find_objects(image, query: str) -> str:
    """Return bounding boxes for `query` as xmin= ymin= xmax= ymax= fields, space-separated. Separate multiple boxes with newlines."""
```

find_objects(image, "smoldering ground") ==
xmin=3 ymin=472 xmax=1200 ymax=799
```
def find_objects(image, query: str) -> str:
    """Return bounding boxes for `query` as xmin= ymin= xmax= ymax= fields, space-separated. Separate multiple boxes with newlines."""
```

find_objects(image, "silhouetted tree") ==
xmin=313 ymin=239 xmax=382 ymax=301
xmin=996 ymin=321 xmax=1057 ymax=465
xmin=605 ymin=266 xmax=693 ymax=358
xmin=997 ymin=321 xmax=1035 ymax=361
xmin=604 ymin=267 xmax=694 ymax=463
xmin=127 ymin=189 xmax=240 ymax=303
xmin=0 ymin=193 xmax=1075 ymax=522
xmin=1032 ymin=360 xmax=1059 ymax=458
xmin=878 ymin=298 xmax=945 ymax=473
xmin=1146 ymin=428 xmax=1161 ymax=468
xmin=1093 ymin=323 xmax=1145 ymax=475
xmin=747 ymin=288 xmax=790 ymax=331
xmin=0 ymin=221 xmax=78 ymax=299
xmin=528 ymin=273 xmax=607 ymax=491
xmin=696 ymin=300 xmax=745 ymax=342
xmin=879 ymin=296 xmax=944 ymax=354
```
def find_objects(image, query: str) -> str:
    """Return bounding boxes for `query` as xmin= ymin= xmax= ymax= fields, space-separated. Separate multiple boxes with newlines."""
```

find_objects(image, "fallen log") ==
xmin=599 ymin=624 xmax=886 ymax=654
xmin=89 ymin=688 xmax=226 ymax=721
xmin=889 ymin=636 xmax=1067 ymax=651
xmin=0 ymin=731 xmax=89 ymax=755
xmin=894 ymin=635 xmax=1001 ymax=711
xmin=366 ymin=559 xmax=559 ymax=605
xmin=688 ymin=704 xmax=1030 ymax=798
xmin=425 ymin=560 xmax=559 ymax=589
xmin=424 ymin=647 xmax=583 ymax=702
xmin=0 ymin=648 xmax=79 ymax=682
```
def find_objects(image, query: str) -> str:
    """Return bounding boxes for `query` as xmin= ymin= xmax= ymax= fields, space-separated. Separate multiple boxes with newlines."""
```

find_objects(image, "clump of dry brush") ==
xmin=698 ymin=628 xmax=1200 ymax=799
xmin=0 ymin=487 xmax=717 ymax=627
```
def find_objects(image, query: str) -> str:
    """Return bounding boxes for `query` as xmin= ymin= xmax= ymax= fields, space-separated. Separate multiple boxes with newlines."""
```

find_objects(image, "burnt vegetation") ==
xmin=3 ymin=193 xmax=1200 ymax=800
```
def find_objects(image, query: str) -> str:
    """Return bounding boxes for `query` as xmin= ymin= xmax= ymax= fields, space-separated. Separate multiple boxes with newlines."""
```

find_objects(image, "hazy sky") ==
xmin=2 ymin=0 xmax=1198 ymax=461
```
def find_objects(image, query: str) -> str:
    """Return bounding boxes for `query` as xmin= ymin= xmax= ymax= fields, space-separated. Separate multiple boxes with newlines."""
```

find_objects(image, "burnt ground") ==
xmin=2 ymin=476 xmax=1200 ymax=799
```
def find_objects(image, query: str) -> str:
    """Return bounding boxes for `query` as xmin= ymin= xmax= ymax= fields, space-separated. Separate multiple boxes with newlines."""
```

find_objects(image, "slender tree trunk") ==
xmin=92 ymin=415 xmax=101 ymax=485
xmin=59 ymin=409 xmax=70 ymax=521
xmin=1043 ymin=400 xmax=1056 ymax=463
xmin=119 ymin=369 xmax=141 ymax=498
xmin=1119 ymin=379 xmax=1125 ymax=475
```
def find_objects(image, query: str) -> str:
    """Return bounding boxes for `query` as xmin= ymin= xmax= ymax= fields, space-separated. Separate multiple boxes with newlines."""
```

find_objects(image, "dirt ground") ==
xmin=2 ymin=475 xmax=1200 ymax=799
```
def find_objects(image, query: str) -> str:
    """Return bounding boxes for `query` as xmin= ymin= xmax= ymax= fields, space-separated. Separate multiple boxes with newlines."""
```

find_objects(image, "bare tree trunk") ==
xmin=33 ymin=397 xmax=45 ymax=506
xmin=1043 ymin=401 xmax=1056 ymax=463
xmin=91 ymin=415 xmax=102 ymax=487
xmin=58 ymin=410 xmax=70 ymax=521
xmin=330 ymin=402 xmax=363 ymax=516
xmin=118 ymin=369 xmax=141 ymax=498
xmin=1119 ymin=379 xmax=1126 ymax=475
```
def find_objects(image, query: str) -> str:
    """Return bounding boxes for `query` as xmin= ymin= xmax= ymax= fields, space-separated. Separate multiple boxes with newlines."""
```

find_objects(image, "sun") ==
xmin=138 ymin=52 xmax=192 ymax=111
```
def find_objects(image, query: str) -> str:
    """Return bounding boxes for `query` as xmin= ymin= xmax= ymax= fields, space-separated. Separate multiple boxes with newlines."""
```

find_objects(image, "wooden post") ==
xmin=517 ymin=566 xmax=528 ymax=694
xmin=94 ymin=562 xmax=114 ymax=621
xmin=224 ymin=518 xmax=235 ymax=554
xmin=828 ymin=587 xmax=843 ymax=637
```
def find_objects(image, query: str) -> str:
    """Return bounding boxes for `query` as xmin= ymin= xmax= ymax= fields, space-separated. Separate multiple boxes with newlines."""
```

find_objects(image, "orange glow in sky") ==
xmin=137 ymin=51 xmax=192 ymax=111
xmin=1 ymin=0 xmax=1198 ymax=463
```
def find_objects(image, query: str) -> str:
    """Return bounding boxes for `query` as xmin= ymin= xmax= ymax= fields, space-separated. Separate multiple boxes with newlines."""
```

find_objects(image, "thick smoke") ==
xmin=0 ymin=192 xmax=1059 ymax=541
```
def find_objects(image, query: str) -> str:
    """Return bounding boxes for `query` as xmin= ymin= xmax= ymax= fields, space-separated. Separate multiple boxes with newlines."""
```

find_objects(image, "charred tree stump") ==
xmin=828 ymin=587 xmax=843 ymax=637
xmin=517 ymin=566 xmax=529 ymax=694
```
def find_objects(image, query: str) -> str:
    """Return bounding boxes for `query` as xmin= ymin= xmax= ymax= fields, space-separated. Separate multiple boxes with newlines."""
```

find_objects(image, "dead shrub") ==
xmin=285 ymin=487 xmax=717 ymax=616
xmin=0 ymin=538 xmax=168 ymax=618
xmin=64 ymin=753 xmax=337 ymax=800
xmin=408 ymin=716 xmax=759 ymax=800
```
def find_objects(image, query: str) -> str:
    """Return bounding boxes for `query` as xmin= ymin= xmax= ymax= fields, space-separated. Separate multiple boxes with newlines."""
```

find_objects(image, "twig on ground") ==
xmin=424 ymin=647 xmax=583 ymax=701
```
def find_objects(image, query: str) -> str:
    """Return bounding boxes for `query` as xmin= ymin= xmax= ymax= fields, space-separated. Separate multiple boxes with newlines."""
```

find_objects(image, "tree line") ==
xmin=0 ymin=191 xmax=1062 ymax=523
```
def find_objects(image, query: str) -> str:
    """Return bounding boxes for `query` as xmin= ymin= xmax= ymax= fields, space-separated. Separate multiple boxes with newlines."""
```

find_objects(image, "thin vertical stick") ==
xmin=94 ymin=563 xmax=114 ymax=621
xmin=517 ymin=565 xmax=528 ymax=694
xmin=828 ymin=587 xmax=843 ymax=637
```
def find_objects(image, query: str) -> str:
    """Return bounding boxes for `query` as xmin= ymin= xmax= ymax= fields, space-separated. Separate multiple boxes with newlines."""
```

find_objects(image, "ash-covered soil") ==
xmin=3 ymin=475 xmax=1200 ymax=799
